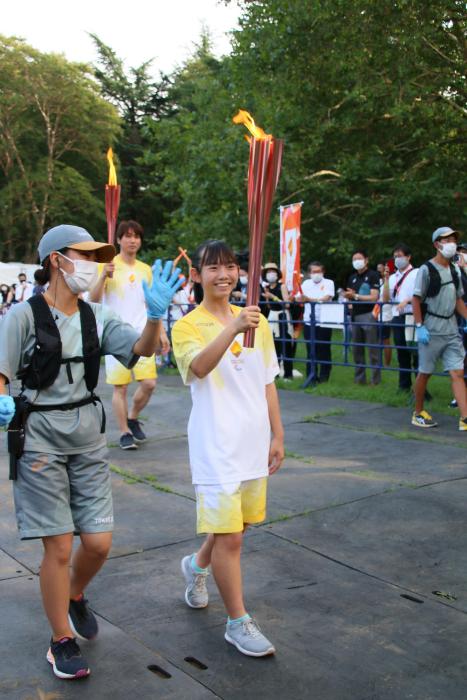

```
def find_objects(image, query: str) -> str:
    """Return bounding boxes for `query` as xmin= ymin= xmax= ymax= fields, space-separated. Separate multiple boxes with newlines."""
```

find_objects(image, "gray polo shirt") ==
xmin=413 ymin=261 xmax=462 ymax=337
xmin=0 ymin=301 xmax=140 ymax=454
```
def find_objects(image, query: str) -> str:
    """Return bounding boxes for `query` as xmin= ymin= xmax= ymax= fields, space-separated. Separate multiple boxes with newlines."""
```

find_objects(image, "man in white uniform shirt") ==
xmin=382 ymin=243 xmax=418 ymax=391
xmin=14 ymin=273 xmax=33 ymax=303
xmin=300 ymin=261 xmax=335 ymax=383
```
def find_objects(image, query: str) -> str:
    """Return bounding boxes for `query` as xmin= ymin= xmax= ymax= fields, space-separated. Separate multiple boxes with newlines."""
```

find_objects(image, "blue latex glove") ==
xmin=415 ymin=325 xmax=430 ymax=345
xmin=0 ymin=395 xmax=15 ymax=427
xmin=143 ymin=259 xmax=185 ymax=321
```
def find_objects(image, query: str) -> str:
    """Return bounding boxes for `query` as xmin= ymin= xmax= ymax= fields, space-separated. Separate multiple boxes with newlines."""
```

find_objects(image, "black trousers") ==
xmin=304 ymin=324 xmax=332 ymax=381
xmin=392 ymin=314 xmax=418 ymax=389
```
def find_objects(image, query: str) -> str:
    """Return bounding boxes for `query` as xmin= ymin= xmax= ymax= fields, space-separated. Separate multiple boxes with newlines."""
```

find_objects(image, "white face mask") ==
xmin=239 ymin=276 xmax=248 ymax=286
xmin=394 ymin=256 xmax=409 ymax=270
xmin=438 ymin=242 xmax=457 ymax=259
xmin=265 ymin=271 xmax=278 ymax=283
xmin=58 ymin=253 xmax=99 ymax=294
xmin=311 ymin=273 xmax=323 ymax=283
xmin=352 ymin=259 xmax=365 ymax=271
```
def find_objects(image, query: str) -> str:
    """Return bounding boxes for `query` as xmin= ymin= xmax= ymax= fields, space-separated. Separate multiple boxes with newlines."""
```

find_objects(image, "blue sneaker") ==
xmin=181 ymin=554 xmax=209 ymax=608
xmin=225 ymin=617 xmax=275 ymax=657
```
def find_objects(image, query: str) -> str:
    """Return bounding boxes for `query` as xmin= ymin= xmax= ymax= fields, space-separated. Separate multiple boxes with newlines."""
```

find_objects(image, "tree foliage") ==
xmin=1 ymin=3 xmax=465 ymax=275
xmin=0 ymin=36 xmax=121 ymax=262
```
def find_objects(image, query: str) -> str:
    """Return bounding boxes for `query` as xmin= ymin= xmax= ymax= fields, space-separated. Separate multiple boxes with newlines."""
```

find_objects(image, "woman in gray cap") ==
xmin=0 ymin=224 xmax=183 ymax=680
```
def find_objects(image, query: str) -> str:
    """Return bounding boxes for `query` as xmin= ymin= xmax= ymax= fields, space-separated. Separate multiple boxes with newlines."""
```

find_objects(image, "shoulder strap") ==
xmin=424 ymin=261 xmax=440 ymax=299
xmin=28 ymin=293 xmax=58 ymax=329
xmin=77 ymin=299 xmax=101 ymax=392
xmin=19 ymin=295 xmax=62 ymax=391
xmin=392 ymin=266 xmax=413 ymax=299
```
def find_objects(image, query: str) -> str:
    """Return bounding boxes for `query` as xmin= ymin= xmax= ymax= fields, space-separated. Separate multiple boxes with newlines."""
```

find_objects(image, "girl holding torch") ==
xmin=171 ymin=239 xmax=284 ymax=657
xmin=0 ymin=224 xmax=182 ymax=680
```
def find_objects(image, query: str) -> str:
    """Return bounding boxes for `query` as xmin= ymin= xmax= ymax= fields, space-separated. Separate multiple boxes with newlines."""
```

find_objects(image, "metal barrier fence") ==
xmin=164 ymin=300 xmax=466 ymax=387
xmin=2 ymin=299 xmax=464 ymax=386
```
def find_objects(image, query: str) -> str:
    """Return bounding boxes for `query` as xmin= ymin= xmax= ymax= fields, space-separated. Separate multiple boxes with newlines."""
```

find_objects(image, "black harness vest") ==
xmin=8 ymin=296 xmax=105 ymax=480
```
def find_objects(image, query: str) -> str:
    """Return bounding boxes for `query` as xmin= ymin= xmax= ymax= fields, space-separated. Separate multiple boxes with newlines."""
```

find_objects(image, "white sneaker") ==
xmin=181 ymin=554 xmax=209 ymax=608
xmin=224 ymin=617 xmax=275 ymax=657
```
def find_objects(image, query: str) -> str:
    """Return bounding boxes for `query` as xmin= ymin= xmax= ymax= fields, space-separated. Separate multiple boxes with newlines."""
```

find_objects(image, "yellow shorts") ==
xmin=105 ymin=354 xmax=157 ymax=385
xmin=195 ymin=477 xmax=267 ymax=534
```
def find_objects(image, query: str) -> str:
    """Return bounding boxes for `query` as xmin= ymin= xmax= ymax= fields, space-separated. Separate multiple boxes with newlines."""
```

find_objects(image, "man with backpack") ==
xmin=411 ymin=227 xmax=467 ymax=429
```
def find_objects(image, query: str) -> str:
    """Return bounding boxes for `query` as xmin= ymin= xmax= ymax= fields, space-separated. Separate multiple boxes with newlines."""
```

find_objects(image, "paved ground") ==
xmin=1 ymin=373 xmax=467 ymax=699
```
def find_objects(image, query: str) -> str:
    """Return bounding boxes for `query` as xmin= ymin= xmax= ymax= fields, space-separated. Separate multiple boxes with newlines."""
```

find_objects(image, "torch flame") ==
xmin=233 ymin=110 xmax=271 ymax=141
xmin=107 ymin=148 xmax=118 ymax=186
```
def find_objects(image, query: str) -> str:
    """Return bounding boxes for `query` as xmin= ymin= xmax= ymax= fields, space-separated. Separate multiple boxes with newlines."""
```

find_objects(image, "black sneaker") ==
xmin=47 ymin=637 xmax=90 ymax=679
xmin=119 ymin=432 xmax=138 ymax=450
xmin=450 ymin=399 xmax=458 ymax=408
xmin=68 ymin=596 xmax=98 ymax=640
xmin=127 ymin=418 xmax=147 ymax=443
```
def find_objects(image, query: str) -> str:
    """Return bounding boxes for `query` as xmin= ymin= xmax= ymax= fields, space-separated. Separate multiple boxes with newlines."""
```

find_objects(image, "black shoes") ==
xmin=119 ymin=432 xmax=137 ymax=450
xmin=68 ymin=596 xmax=98 ymax=641
xmin=47 ymin=637 xmax=90 ymax=679
xmin=127 ymin=418 xmax=147 ymax=443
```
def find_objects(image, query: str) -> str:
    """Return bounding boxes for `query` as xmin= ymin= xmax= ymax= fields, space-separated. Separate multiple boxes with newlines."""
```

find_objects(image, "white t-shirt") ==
xmin=302 ymin=277 xmax=335 ymax=324
xmin=389 ymin=267 xmax=418 ymax=315
xmin=14 ymin=282 xmax=33 ymax=303
xmin=99 ymin=255 xmax=152 ymax=333
xmin=172 ymin=304 xmax=279 ymax=485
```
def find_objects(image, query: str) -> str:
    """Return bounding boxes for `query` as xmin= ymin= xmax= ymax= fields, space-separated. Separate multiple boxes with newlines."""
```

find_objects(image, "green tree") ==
xmin=228 ymin=0 xmax=467 ymax=277
xmin=140 ymin=30 xmax=252 ymax=260
xmin=91 ymin=34 xmax=173 ymax=240
xmin=0 ymin=35 xmax=120 ymax=262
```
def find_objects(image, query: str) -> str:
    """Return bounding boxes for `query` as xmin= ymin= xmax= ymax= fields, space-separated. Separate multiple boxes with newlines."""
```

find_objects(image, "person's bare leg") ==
xmin=70 ymin=532 xmax=112 ymax=599
xmin=450 ymin=370 xmax=467 ymax=417
xmin=414 ymin=373 xmax=431 ymax=414
xmin=40 ymin=533 xmax=74 ymax=640
xmin=195 ymin=534 xmax=215 ymax=569
xmin=129 ymin=379 xmax=156 ymax=420
xmin=210 ymin=532 xmax=246 ymax=619
xmin=112 ymin=384 xmax=129 ymax=433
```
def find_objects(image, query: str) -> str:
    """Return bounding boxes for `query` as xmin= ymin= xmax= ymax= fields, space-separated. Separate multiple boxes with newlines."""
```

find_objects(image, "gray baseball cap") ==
xmin=38 ymin=224 xmax=115 ymax=264
xmin=432 ymin=226 xmax=459 ymax=243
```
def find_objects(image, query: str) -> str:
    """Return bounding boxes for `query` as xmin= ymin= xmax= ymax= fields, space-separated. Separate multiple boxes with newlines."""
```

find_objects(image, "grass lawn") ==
xmin=275 ymin=330 xmax=458 ymax=417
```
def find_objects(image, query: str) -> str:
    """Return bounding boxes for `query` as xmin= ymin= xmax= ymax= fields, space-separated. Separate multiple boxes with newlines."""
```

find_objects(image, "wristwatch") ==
xmin=355 ymin=294 xmax=360 ymax=301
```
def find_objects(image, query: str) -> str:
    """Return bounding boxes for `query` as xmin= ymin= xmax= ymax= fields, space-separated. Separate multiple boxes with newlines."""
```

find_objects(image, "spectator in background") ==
xmin=382 ymin=244 xmax=418 ymax=392
xmin=13 ymin=273 xmax=33 ymax=303
xmin=1 ymin=284 xmax=12 ymax=305
xmin=411 ymin=227 xmax=467 ymax=429
xmin=344 ymin=250 xmax=381 ymax=385
xmin=231 ymin=263 xmax=249 ymax=304
xmin=377 ymin=263 xmax=393 ymax=367
xmin=263 ymin=262 xmax=294 ymax=380
xmin=33 ymin=269 xmax=47 ymax=295
xmin=300 ymin=261 xmax=335 ymax=382
xmin=450 ymin=241 xmax=467 ymax=408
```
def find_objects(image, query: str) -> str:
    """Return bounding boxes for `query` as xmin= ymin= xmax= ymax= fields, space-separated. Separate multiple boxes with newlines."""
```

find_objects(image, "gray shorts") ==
xmin=13 ymin=445 xmax=114 ymax=540
xmin=418 ymin=334 xmax=465 ymax=375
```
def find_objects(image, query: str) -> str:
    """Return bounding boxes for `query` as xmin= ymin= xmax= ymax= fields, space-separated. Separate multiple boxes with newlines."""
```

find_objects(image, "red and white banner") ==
xmin=280 ymin=202 xmax=302 ymax=295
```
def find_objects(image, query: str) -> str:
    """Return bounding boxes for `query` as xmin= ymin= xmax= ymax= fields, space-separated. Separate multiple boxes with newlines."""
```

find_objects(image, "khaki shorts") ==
xmin=13 ymin=446 xmax=113 ymax=540
xmin=418 ymin=334 xmax=465 ymax=374
xmin=105 ymin=354 xmax=157 ymax=385
xmin=195 ymin=477 xmax=267 ymax=534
